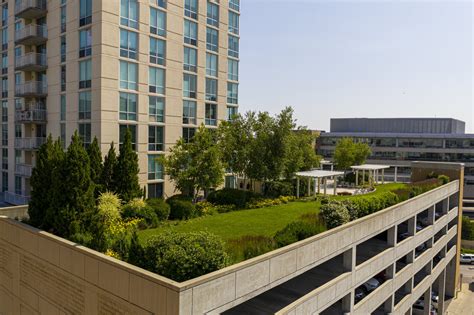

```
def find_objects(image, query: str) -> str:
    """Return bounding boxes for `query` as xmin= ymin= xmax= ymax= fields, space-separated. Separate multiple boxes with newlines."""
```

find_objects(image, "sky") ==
xmin=239 ymin=0 xmax=474 ymax=133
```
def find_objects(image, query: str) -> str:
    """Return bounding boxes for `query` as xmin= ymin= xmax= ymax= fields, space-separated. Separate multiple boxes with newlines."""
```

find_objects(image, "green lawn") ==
xmin=138 ymin=183 xmax=407 ymax=243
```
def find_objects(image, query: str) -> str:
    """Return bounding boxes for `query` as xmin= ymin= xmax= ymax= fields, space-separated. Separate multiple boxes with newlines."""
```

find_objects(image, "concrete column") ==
xmin=296 ymin=177 xmax=300 ymax=198
xmin=383 ymin=295 xmax=394 ymax=314
xmin=331 ymin=164 xmax=334 ymax=171
xmin=343 ymin=248 xmax=355 ymax=271
xmin=445 ymin=257 xmax=457 ymax=298
xmin=356 ymin=170 xmax=359 ymax=186
xmin=387 ymin=226 xmax=397 ymax=246
xmin=307 ymin=177 xmax=311 ymax=197
xmin=375 ymin=169 xmax=379 ymax=184
xmin=408 ymin=216 xmax=416 ymax=237
xmin=404 ymin=278 xmax=413 ymax=294
xmin=436 ymin=269 xmax=446 ymax=315
xmin=342 ymin=293 xmax=353 ymax=314
xmin=333 ymin=176 xmax=337 ymax=195
xmin=423 ymin=287 xmax=432 ymax=315
xmin=427 ymin=205 xmax=435 ymax=225
xmin=323 ymin=178 xmax=327 ymax=195
xmin=394 ymin=166 xmax=398 ymax=182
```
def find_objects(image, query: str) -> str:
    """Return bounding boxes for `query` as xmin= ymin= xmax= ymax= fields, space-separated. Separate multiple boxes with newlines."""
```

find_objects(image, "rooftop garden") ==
xmin=23 ymin=107 xmax=450 ymax=283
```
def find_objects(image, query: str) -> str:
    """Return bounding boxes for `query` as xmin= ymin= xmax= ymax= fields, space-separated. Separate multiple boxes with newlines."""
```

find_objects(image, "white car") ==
xmin=460 ymin=253 xmax=474 ymax=264
xmin=362 ymin=278 xmax=380 ymax=292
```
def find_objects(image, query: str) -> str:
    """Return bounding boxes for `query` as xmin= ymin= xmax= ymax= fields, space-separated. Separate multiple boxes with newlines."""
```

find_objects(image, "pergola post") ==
xmin=394 ymin=166 xmax=398 ymax=182
xmin=317 ymin=178 xmax=321 ymax=194
xmin=323 ymin=178 xmax=327 ymax=195
xmin=333 ymin=176 xmax=337 ymax=195
xmin=355 ymin=169 xmax=359 ymax=186
xmin=331 ymin=164 xmax=334 ymax=171
xmin=307 ymin=177 xmax=311 ymax=197
xmin=382 ymin=169 xmax=385 ymax=184
xmin=296 ymin=177 xmax=300 ymax=198
xmin=362 ymin=169 xmax=365 ymax=185
xmin=314 ymin=178 xmax=317 ymax=196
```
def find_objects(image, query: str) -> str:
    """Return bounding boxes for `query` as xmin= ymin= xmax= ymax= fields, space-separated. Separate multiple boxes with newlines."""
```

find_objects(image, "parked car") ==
xmin=460 ymin=253 xmax=474 ymax=264
xmin=361 ymin=278 xmax=380 ymax=293
xmin=413 ymin=299 xmax=436 ymax=315
xmin=354 ymin=287 xmax=366 ymax=304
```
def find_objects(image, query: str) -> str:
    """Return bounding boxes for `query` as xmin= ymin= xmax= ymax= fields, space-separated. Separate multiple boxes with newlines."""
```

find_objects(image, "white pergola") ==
xmin=295 ymin=170 xmax=345 ymax=198
xmin=320 ymin=160 xmax=334 ymax=171
xmin=351 ymin=164 xmax=391 ymax=186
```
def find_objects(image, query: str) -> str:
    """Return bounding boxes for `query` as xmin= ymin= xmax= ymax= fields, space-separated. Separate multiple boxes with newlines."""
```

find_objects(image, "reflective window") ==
xmin=119 ymin=92 xmax=137 ymax=120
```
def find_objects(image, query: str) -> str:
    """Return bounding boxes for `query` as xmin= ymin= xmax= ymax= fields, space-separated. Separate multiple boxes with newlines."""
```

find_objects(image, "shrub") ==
xmin=195 ymin=201 xmax=218 ymax=216
xmin=207 ymin=188 xmax=258 ymax=208
xmin=121 ymin=198 xmax=159 ymax=229
xmin=274 ymin=219 xmax=326 ymax=247
xmin=214 ymin=204 xmax=237 ymax=213
xmin=319 ymin=202 xmax=350 ymax=229
xmin=462 ymin=216 xmax=474 ymax=241
xmin=264 ymin=181 xmax=293 ymax=198
xmin=226 ymin=235 xmax=276 ymax=263
xmin=438 ymin=175 xmax=450 ymax=185
xmin=167 ymin=198 xmax=196 ymax=220
xmin=345 ymin=192 xmax=399 ymax=219
xmin=146 ymin=198 xmax=171 ymax=221
xmin=144 ymin=231 xmax=228 ymax=282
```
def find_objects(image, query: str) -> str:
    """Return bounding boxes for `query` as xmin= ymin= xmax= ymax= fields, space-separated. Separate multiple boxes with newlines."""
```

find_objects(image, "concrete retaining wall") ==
xmin=461 ymin=239 xmax=474 ymax=249
xmin=0 ymin=205 xmax=28 ymax=220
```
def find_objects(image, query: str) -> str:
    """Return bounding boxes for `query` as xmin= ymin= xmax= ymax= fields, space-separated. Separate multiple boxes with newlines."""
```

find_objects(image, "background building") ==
xmin=318 ymin=118 xmax=474 ymax=198
xmin=1 ymin=0 xmax=240 ymax=204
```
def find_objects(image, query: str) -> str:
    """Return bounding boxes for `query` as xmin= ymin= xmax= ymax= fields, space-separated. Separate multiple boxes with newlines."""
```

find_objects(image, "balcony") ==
xmin=15 ymin=0 xmax=47 ymax=19
xmin=15 ymin=81 xmax=47 ymax=97
xmin=4 ymin=191 xmax=30 ymax=206
xmin=15 ymin=137 xmax=46 ymax=150
xmin=15 ymin=103 xmax=47 ymax=124
xmin=15 ymin=24 xmax=48 ymax=45
xmin=15 ymin=164 xmax=33 ymax=177
xmin=15 ymin=53 xmax=47 ymax=72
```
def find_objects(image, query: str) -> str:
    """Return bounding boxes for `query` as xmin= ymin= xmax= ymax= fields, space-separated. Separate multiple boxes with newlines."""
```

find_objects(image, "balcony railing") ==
xmin=15 ymin=24 xmax=48 ymax=45
xmin=15 ymin=53 xmax=47 ymax=71
xmin=15 ymin=81 xmax=47 ymax=97
xmin=4 ymin=191 xmax=30 ymax=206
xmin=15 ymin=0 xmax=47 ymax=19
xmin=15 ymin=103 xmax=47 ymax=123
xmin=15 ymin=137 xmax=46 ymax=150
xmin=15 ymin=164 xmax=33 ymax=177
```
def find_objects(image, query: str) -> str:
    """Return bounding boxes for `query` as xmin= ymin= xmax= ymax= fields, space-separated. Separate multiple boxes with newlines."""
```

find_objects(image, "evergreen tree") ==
xmin=87 ymin=137 xmax=103 ymax=196
xmin=101 ymin=142 xmax=118 ymax=192
xmin=50 ymin=132 xmax=95 ymax=237
xmin=114 ymin=129 xmax=142 ymax=202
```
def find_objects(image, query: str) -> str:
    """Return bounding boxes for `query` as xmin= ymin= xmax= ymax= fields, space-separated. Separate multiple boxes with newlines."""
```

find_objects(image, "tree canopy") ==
xmin=333 ymin=138 xmax=371 ymax=170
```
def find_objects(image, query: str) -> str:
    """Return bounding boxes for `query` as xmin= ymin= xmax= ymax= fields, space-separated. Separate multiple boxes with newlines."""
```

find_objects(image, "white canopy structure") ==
xmin=320 ymin=160 xmax=334 ymax=171
xmin=351 ymin=164 xmax=391 ymax=186
xmin=295 ymin=170 xmax=345 ymax=197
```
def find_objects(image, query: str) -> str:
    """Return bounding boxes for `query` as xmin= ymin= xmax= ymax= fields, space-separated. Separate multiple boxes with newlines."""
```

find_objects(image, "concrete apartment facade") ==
xmin=0 ymin=162 xmax=464 ymax=314
xmin=318 ymin=118 xmax=474 ymax=198
xmin=1 ymin=0 xmax=240 ymax=204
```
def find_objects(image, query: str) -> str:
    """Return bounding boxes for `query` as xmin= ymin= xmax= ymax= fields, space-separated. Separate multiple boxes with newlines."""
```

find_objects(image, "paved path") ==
xmin=446 ymin=265 xmax=474 ymax=314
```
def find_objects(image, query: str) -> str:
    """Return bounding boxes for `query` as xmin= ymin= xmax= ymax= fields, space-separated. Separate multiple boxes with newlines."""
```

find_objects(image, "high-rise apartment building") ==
xmin=1 ymin=0 xmax=240 ymax=204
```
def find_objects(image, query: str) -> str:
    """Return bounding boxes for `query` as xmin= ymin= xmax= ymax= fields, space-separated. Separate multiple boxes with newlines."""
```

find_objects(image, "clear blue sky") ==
xmin=239 ymin=0 xmax=473 ymax=132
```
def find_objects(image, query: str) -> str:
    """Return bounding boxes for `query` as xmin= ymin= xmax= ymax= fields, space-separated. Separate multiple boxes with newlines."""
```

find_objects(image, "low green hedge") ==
xmin=207 ymin=188 xmax=259 ymax=208
xmin=166 ymin=195 xmax=196 ymax=220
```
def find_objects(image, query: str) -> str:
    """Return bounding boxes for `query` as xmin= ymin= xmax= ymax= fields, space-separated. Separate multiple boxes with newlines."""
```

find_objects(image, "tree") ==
xmin=114 ymin=129 xmax=142 ymax=202
xmin=49 ymin=132 xmax=95 ymax=237
xmin=162 ymin=125 xmax=224 ymax=199
xmin=29 ymin=136 xmax=64 ymax=229
xmin=333 ymin=138 xmax=371 ymax=170
xmin=101 ymin=142 xmax=117 ymax=192
xmin=87 ymin=137 xmax=103 ymax=196
xmin=284 ymin=128 xmax=321 ymax=179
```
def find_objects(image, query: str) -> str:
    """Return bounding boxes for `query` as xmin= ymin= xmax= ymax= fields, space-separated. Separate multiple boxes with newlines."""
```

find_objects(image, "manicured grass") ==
xmin=138 ymin=183 xmax=407 ymax=244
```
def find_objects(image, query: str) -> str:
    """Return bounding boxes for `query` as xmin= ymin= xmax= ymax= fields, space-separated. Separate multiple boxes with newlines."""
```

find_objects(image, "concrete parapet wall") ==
xmin=0 ymin=205 xmax=28 ymax=220
xmin=461 ymin=239 xmax=474 ymax=249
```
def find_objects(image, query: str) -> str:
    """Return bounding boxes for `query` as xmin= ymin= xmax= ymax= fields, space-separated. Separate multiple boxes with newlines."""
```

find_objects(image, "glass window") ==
xmin=184 ymin=0 xmax=198 ymax=19
xmin=60 ymin=123 xmax=66 ymax=149
xmin=15 ymin=125 xmax=21 ymax=139
xmin=205 ymin=103 xmax=217 ymax=126
xmin=205 ymin=78 xmax=217 ymax=102
xmin=228 ymin=11 xmax=239 ymax=35
xmin=229 ymin=0 xmax=240 ymax=12
xmin=119 ymin=92 xmax=137 ymax=120
xmin=1 ymin=100 xmax=7 ymax=122
xmin=1 ymin=52 xmax=6 ymax=75
xmin=184 ymin=20 xmax=197 ymax=46
xmin=183 ymin=47 xmax=197 ymax=72
xmin=78 ymin=123 xmax=91 ymax=147
xmin=182 ymin=100 xmax=196 ymax=124
xmin=120 ymin=29 xmax=138 ymax=59
xmin=1 ymin=123 xmax=7 ymax=146
xmin=60 ymin=95 xmax=66 ymax=121
xmin=228 ymin=58 xmax=238 ymax=81
xmin=150 ymin=7 xmax=166 ymax=37
xmin=79 ymin=0 xmax=92 ymax=26
xmin=227 ymin=106 xmax=238 ymax=121
xmin=149 ymin=67 xmax=165 ymax=94
xmin=228 ymin=35 xmax=239 ymax=58
xmin=119 ymin=124 xmax=137 ymax=150
xmin=79 ymin=28 xmax=92 ymax=58
xmin=183 ymin=74 xmax=197 ymax=99
xmin=120 ymin=61 xmax=138 ymax=90
xmin=149 ymin=96 xmax=164 ymax=123
xmin=2 ymin=148 xmax=7 ymax=170
xmin=1 ymin=77 xmax=7 ymax=98
xmin=148 ymin=126 xmax=164 ymax=151
xmin=60 ymin=5 xmax=67 ymax=33
xmin=120 ymin=0 xmax=139 ymax=29
xmin=79 ymin=59 xmax=92 ymax=89
xmin=148 ymin=155 xmax=164 ymax=180
xmin=206 ymin=53 xmax=218 ymax=77
xmin=207 ymin=2 xmax=219 ymax=27
xmin=148 ymin=182 xmax=163 ymax=198
xmin=60 ymin=36 xmax=66 ymax=63
xmin=61 ymin=65 xmax=67 ymax=92
xmin=150 ymin=0 xmax=166 ymax=9
xmin=150 ymin=37 xmax=165 ymax=65
xmin=1 ymin=27 xmax=7 ymax=50
xmin=227 ymin=82 xmax=238 ymax=104
xmin=15 ymin=176 xmax=22 ymax=195
xmin=1 ymin=4 xmax=7 ymax=27
xmin=206 ymin=27 xmax=218 ymax=52
xmin=182 ymin=127 xmax=195 ymax=143
xmin=78 ymin=91 xmax=91 ymax=120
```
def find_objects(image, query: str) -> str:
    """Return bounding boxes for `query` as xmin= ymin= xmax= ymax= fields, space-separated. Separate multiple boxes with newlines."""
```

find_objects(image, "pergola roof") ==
xmin=295 ymin=170 xmax=345 ymax=179
xmin=320 ymin=160 xmax=333 ymax=165
xmin=351 ymin=164 xmax=391 ymax=171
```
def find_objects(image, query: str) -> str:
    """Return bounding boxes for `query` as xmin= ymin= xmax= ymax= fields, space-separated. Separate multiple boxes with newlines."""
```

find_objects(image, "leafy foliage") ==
xmin=144 ymin=231 xmax=228 ymax=282
xmin=146 ymin=198 xmax=171 ymax=221
xmin=207 ymin=188 xmax=259 ymax=208
xmin=226 ymin=235 xmax=276 ymax=263
xmin=167 ymin=196 xmax=197 ymax=220
xmin=87 ymin=137 xmax=103 ymax=196
xmin=319 ymin=202 xmax=351 ymax=229
xmin=274 ymin=219 xmax=326 ymax=247
xmin=462 ymin=216 xmax=474 ymax=241
xmin=333 ymin=138 xmax=371 ymax=170
xmin=101 ymin=142 xmax=118 ymax=192
xmin=121 ymin=198 xmax=159 ymax=229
